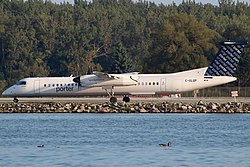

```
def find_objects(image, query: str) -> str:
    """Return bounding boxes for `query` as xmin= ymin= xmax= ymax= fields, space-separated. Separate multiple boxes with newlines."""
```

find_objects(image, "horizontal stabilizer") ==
xmin=204 ymin=40 xmax=248 ymax=76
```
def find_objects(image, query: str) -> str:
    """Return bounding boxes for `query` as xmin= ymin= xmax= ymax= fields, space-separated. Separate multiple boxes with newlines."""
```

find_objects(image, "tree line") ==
xmin=0 ymin=0 xmax=250 ymax=92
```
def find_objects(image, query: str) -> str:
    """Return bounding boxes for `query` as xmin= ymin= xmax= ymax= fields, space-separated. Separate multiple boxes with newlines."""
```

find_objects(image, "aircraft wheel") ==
xmin=13 ymin=97 xmax=19 ymax=103
xmin=110 ymin=96 xmax=117 ymax=103
xmin=123 ymin=96 xmax=130 ymax=103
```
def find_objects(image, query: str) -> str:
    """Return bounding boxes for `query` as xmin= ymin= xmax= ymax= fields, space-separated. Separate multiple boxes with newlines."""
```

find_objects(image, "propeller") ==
xmin=73 ymin=76 xmax=81 ymax=91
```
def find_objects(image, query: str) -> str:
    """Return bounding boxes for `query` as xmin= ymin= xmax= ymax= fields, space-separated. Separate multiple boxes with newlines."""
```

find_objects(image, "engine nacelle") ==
xmin=73 ymin=75 xmax=137 ymax=87
xmin=92 ymin=76 xmax=137 ymax=87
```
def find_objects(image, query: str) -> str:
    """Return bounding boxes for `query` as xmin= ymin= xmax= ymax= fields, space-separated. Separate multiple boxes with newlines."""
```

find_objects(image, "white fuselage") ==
xmin=2 ymin=67 xmax=237 ymax=97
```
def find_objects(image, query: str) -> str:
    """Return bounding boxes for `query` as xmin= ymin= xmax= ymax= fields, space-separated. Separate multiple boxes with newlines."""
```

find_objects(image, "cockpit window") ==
xmin=16 ymin=81 xmax=27 ymax=85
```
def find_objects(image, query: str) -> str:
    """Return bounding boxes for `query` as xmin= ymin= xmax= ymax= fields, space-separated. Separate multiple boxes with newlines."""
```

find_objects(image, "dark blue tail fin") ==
xmin=204 ymin=40 xmax=248 ymax=76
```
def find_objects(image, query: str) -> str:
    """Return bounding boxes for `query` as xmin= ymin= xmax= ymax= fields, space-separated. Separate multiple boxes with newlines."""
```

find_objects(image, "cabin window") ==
xmin=60 ymin=84 xmax=63 ymax=86
xmin=142 ymin=82 xmax=144 ymax=85
xmin=153 ymin=82 xmax=155 ymax=85
xmin=145 ymin=82 xmax=147 ymax=85
xmin=56 ymin=84 xmax=59 ymax=87
xmin=44 ymin=84 xmax=46 ymax=87
xmin=71 ymin=83 xmax=74 ymax=86
xmin=149 ymin=82 xmax=151 ymax=85
xmin=68 ymin=84 xmax=70 ymax=86
xmin=157 ymin=82 xmax=159 ymax=85
xmin=52 ymin=84 xmax=55 ymax=87
xmin=75 ymin=83 xmax=78 ymax=86
xmin=48 ymin=84 xmax=50 ymax=87
xmin=16 ymin=81 xmax=27 ymax=85
xmin=138 ymin=82 xmax=140 ymax=86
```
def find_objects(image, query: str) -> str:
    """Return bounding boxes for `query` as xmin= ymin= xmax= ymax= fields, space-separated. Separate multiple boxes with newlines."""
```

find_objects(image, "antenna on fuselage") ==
xmin=87 ymin=66 xmax=93 ymax=75
xmin=29 ymin=72 xmax=34 ymax=77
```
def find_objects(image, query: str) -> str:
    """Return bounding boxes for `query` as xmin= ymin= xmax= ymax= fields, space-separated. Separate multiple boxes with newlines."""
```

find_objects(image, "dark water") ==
xmin=0 ymin=113 xmax=250 ymax=167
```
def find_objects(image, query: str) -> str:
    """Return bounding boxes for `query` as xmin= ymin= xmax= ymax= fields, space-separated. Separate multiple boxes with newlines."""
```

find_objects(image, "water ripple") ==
xmin=0 ymin=113 xmax=250 ymax=167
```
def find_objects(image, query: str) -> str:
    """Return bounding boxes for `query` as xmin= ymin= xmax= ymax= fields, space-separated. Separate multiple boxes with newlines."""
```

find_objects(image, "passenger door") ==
xmin=160 ymin=78 xmax=166 ymax=92
xmin=34 ymin=80 xmax=40 ymax=94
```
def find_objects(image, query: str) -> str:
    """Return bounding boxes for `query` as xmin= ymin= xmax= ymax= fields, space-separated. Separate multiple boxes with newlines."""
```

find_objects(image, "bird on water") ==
xmin=159 ymin=142 xmax=171 ymax=147
xmin=37 ymin=145 xmax=44 ymax=148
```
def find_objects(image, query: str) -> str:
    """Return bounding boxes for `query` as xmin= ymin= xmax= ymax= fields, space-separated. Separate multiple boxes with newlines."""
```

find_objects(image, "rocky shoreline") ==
xmin=0 ymin=101 xmax=249 ymax=113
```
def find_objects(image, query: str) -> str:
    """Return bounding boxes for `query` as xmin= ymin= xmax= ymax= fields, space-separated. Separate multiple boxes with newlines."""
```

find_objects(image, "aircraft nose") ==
xmin=2 ymin=87 xmax=13 ymax=96
xmin=2 ymin=90 xmax=6 ymax=96
xmin=2 ymin=90 xmax=8 ymax=96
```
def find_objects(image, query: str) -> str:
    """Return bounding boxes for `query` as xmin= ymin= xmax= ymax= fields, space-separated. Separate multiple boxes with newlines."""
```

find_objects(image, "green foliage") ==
xmin=148 ymin=13 xmax=217 ymax=73
xmin=110 ymin=42 xmax=135 ymax=73
xmin=0 ymin=0 xmax=250 ymax=91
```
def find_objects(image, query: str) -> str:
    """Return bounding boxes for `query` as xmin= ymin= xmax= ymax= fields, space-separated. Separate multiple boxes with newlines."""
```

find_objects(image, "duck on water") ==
xmin=159 ymin=142 xmax=171 ymax=147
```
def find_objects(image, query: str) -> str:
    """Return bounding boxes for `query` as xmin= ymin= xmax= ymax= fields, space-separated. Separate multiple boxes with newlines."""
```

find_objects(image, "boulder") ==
xmin=139 ymin=108 xmax=148 ymax=113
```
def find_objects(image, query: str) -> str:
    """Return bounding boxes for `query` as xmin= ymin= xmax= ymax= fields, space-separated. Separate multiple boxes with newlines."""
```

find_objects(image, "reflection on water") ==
xmin=0 ymin=114 xmax=250 ymax=167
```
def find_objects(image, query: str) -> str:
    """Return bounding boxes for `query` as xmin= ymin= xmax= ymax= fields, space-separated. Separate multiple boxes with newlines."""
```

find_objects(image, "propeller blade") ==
xmin=73 ymin=76 xmax=81 ymax=91
xmin=73 ymin=76 xmax=80 ymax=83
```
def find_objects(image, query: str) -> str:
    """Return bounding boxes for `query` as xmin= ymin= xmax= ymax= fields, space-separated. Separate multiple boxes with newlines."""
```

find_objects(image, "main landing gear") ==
xmin=109 ymin=96 xmax=130 ymax=103
xmin=104 ymin=86 xmax=130 ymax=103
xmin=13 ymin=97 xmax=19 ymax=103
xmin=104 ymin=86 xmax=117 ymax=103
xmin=110 ymin=96 xmax=117 ymax=103
xmin=123 ymin=96 xmax=130 ymax=103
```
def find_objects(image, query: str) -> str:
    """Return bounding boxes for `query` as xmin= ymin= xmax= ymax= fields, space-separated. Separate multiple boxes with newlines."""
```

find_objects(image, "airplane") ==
xmin=1 ymin=40 xmax=248 ymax=103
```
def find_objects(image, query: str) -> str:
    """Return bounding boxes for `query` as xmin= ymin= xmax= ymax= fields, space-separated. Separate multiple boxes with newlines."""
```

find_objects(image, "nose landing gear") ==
xmin=13 ymin=97 xmax=19 ymax=103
